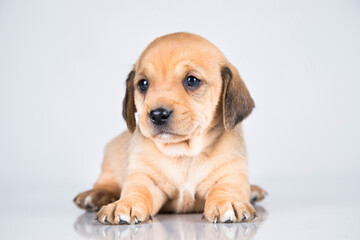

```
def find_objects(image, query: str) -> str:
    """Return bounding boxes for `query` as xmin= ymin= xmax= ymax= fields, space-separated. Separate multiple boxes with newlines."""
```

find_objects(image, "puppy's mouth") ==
xmin=152 ymin=131 xmax=190 ymax=144
xmin=151 ymin=124 xmax=202 ymax=145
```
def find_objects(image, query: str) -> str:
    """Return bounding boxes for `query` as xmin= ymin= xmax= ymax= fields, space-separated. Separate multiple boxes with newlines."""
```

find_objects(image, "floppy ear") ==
xmin=122 ymin=70 xmax=137 ymax=133
xmin=221 ymin=65 xmax=255 ymax=130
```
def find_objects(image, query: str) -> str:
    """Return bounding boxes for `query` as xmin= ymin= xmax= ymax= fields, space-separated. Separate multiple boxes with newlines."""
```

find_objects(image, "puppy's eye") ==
xmin=184 ymin=75 xmax=201 ymax=89
xmin=138 ymin=79 xmax=149 ymax=92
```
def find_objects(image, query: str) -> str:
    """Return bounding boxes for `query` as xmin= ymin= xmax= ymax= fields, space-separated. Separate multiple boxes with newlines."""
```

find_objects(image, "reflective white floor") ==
xmin=1 ymin=174 xmax=359 ymax=240
xmin=74 ymin=208 xmax=266 ymax=240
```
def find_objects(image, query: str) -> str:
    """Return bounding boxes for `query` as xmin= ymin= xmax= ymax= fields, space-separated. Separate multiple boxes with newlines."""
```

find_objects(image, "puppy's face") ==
xmin=134 ymin=35 xmax=223 ymax=145
xmin=123 ymin=33 xmax=254 ymax=155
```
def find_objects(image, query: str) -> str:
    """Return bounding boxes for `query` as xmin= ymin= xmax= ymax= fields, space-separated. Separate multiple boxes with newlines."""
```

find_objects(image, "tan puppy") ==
xmin=74 ymin=32 xmax=266 ymax=224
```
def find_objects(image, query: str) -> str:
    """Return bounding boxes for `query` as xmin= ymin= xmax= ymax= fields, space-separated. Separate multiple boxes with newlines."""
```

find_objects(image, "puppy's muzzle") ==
xmin=149 ymin=108 xmax=172 ymax=125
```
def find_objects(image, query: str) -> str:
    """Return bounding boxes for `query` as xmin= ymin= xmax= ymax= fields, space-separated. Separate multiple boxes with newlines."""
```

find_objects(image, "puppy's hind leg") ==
xmin=73 ymin=164 xmax=121 ymax=211
xmin=250 ymin=185 xmax=267 ymax=203
xmin=74 ymin=133 xmax=130 ymax=211
xmin=74 ymin=180 xmax=120 ymax=212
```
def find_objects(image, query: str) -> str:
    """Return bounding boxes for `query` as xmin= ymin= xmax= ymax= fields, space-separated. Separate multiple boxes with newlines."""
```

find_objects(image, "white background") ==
xmin=1 ymin=0 xmax=359 ymax=185
xmin=0 ymin=1 xmax=360 ymax=239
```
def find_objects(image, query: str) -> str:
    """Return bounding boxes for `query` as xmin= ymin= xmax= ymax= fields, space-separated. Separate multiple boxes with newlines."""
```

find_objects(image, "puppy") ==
xmin=74 ymin=32 xmax=266 ymax=224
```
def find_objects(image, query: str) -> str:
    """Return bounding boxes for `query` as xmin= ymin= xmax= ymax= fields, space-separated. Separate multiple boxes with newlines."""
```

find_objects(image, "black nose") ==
xmin=149 ymin=108 xmax=172 ymax=125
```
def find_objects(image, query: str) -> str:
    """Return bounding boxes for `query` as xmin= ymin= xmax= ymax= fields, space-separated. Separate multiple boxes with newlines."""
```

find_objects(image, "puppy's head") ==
xmin=122 ymin=33 xmax=254 ymax=156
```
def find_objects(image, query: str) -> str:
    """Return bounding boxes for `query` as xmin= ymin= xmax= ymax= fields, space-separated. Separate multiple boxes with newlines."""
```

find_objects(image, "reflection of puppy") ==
xmin=74 ymin=32 xmax=266 ymax=224
xmin=73 ymin=205 xmax=268 ymax=240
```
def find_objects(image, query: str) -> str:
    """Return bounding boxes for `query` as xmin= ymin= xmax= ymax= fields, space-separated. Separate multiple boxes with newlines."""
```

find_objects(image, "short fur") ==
xmin=74 ymin=32 xmax=266 ymax=224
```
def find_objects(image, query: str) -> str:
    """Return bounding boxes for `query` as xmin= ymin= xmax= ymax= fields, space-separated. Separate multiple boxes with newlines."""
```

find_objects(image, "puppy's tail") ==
xmin=250 ymin=185 xmax=268 ymax=203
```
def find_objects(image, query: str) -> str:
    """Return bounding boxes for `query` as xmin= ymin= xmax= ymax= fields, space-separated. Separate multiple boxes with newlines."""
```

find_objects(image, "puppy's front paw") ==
xmin=96 ymin=199 xmax=152 ymax=225
xmin=203 ymin=199 xmax=257 ymax=223
xmin=73 ymin=189 xmax=118 ymax=211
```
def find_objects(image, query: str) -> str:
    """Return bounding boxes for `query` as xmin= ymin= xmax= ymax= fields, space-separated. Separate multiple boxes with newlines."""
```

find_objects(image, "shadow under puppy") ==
xmin=74 ymin=32 xmax=266 ymax=224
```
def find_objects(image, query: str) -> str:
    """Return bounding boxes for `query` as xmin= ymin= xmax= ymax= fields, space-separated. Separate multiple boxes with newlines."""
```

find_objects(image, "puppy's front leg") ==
xmin=203 ymin=174 xmax=256 ymax=223
xmin=96 ymin=173 xmax=167 ymax=225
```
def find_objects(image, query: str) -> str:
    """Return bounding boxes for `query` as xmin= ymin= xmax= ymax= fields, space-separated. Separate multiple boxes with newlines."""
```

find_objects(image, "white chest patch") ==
xmin=176 ymin=185 xmax=195 ymax=213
